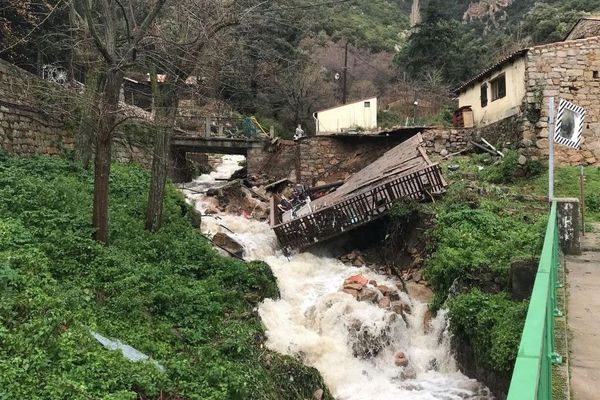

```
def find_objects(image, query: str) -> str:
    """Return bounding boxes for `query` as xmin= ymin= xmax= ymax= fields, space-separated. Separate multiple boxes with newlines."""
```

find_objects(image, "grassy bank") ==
xmin=424 ymin=152 xmax=600 ymax=381
xmin=0 ymin=153 xmax=331 ymax=400
xmin=420 ymin=153 xmax=552 ymax=377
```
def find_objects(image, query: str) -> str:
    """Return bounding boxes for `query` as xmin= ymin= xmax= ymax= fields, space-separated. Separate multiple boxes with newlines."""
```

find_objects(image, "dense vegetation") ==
xmin=423 ymin=152 xmax=600 ymax=375
xmin=0 ymin=153 xmax=331 ymax=400
xmin=415 ymin=154 xmax=549 ymax=374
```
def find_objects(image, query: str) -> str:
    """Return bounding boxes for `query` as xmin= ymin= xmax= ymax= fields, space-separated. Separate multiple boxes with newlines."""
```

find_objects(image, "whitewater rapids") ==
xmin=181 ymin=155 xmax=493 ymax=400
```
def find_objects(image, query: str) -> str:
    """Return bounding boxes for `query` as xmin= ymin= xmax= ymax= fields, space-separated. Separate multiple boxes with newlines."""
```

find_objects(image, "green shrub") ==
xmin=480 ymin=151 xmax=520 ymax=184
xmin=448 ymin=289 xmax=528 ymax=372
xmin=425 ymin=200 xmax=545 ymax=309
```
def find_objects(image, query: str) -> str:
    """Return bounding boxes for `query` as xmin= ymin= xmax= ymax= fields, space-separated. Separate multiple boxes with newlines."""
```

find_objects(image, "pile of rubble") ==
xmin=341 ymin=274 xmax=411 ymax=316
xmin=203 ymin=180 xmax=270 ymax=221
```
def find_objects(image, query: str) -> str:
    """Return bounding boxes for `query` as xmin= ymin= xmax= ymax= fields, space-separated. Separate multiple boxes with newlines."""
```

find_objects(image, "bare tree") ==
xmin=143 ymin=0 xmax=241 ymax=232
xmin=79 ymin=0 xmax=167 ymax=243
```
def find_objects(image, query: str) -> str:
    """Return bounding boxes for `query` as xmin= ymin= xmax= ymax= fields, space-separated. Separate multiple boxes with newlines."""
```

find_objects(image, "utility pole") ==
xmin=342 ymin=40 xmax=348 ymax=105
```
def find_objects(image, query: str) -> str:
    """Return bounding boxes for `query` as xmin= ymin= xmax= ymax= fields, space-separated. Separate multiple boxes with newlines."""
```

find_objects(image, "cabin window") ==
xmin=491 ymin=74 xmax=506 ymax=101
xmin=364 ymin=101 xmax=371 ymax=108
xmin=480 ymin=83 xmax=488 ymax=108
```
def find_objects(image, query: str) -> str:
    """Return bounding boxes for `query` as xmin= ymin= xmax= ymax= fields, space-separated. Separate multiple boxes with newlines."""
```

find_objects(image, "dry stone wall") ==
xmin=523 ymin=36 xmax=600 ymax=165
xmin=297 ymin=136 xmax=408 ymax=185
xmin=0 ymin=58 xmax=153 ymax=166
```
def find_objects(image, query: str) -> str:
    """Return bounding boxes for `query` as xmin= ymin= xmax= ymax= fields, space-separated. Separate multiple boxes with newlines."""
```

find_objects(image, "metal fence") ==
xmin=507 ymin=201 xmax=562 ymax=399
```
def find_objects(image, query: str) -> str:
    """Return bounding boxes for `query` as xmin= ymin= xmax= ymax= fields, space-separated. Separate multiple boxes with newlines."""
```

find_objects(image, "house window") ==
xmin=480 ymin=83 xmax=488 ymax=108
xmin=364 ymin=101 xmax=371 ymax=108
xmin=491 ymin=74 xmax=506 ymax=101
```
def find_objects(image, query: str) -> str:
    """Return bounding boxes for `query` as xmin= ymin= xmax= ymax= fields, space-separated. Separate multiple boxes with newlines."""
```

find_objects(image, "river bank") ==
xmin=183 ymin=155 xmax=494 ymax=400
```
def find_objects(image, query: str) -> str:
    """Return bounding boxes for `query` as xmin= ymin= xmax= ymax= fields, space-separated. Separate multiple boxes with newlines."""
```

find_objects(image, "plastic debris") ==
xmin=91 ymin=331 xmax=165 ymax=372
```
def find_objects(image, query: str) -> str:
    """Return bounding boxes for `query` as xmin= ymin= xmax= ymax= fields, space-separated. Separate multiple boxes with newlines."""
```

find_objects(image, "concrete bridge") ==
xmin=170 ymin=134 xmax=268 ymax=182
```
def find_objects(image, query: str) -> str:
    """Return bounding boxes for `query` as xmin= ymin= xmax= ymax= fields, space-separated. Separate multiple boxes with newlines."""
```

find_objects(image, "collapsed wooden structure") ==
xmin=270 ymin=134 xmax=447 ymax=252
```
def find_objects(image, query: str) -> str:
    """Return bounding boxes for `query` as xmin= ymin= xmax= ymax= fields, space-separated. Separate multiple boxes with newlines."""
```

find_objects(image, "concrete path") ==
xmin=567 ymin=224 xmax=600 ymax=400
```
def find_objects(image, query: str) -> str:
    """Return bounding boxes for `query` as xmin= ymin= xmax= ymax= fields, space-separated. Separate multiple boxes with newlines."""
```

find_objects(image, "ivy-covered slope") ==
xmin=0 ymin=153 xmax=331 ymax=400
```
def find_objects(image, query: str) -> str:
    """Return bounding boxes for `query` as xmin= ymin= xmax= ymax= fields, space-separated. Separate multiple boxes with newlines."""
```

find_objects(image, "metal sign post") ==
xmin=548 ymin=97 xmax=555 ymax=201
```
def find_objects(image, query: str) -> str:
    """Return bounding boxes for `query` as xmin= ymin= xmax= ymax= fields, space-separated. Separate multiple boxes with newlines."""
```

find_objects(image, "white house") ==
xmin=314 ymin=97 xmax=378 ymax=135
xmin=456 ymin=50 xmax=528 ymax=127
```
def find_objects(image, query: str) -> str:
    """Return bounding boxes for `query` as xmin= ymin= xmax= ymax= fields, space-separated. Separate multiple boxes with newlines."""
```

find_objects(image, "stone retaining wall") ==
xmin=0 ymin=58 xmax=153 ymax=166
xmin=298 ymin=136 xmax=408 ymax=185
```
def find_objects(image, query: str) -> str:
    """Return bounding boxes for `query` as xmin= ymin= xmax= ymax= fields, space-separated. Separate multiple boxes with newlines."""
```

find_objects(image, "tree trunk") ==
xmin=145 ymin=79 xmax=179 ymax=232
xmin=92 ymin=67 xmax=123 ymax=243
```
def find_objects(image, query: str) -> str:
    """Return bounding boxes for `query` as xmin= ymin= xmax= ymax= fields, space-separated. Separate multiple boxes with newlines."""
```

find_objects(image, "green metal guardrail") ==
xmin=507 ymin=201 xmax=562 ymax=400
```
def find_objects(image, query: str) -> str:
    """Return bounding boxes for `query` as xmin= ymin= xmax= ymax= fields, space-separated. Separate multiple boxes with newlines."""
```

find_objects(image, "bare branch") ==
xmin=81 ymin=0 xmax=113 ymax=63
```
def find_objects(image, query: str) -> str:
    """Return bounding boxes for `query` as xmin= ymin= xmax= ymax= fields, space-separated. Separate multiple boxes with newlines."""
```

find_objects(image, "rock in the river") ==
xmin=358 ymin=288 xmax=379 ymax=303
xmin=400 ymin=366 xmax=417 ymax=379
xmin=342 ymin=288 xmax=360 ymax=299
xmin=190 ymin=207 xmax=202 ymax=228
xmin=212 ymin=232 xmax=244 ymax=258
xmin=405 ymin=281 xmax=434 ymax=304
xmin=348 ymin=319 xmax=390 ymax=359
xmin=344 ymin=274 xmax=369 ymax=287
xmin=378 ymin=296 xmax=391 ymax=309
xmin=391 ymin=301 xmax=411 ymax=315
xmin=344 ymin=283 xmax=364 ymax=291
xmin=377 ymin=285 xmax=392 ymax=296
xmin=352 ymin=255 xmax=366 ymax=266
xmin=205 ymin=206 xmax=220 ymax=215
xmin=312 ymin=388 xmax=324 ymax=400
xmin=412 ymin=269 xmax=423 ymax=283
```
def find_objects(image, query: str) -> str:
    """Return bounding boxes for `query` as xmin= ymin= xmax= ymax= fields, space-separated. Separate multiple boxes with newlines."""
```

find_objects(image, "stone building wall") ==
xmin=0 ymin=58 xmax=153 ymax=166
xmin=523 ymin=36 xmax=600 ymax=165
xmin=297 ymin=136 xmax=408 ymax=185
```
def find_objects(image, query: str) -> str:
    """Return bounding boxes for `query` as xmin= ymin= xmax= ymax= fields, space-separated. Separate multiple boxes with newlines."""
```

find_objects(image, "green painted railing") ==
xmin=507 ymin=201 xmax=562 ymax=400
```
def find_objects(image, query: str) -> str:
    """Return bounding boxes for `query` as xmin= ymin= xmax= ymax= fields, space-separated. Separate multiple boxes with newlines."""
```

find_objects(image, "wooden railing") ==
xmin=272 ymin=164 xmax=446 ymax=252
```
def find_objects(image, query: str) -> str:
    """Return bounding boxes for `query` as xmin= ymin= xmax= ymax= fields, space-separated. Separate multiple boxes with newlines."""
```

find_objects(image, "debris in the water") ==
xmin=90 ymin=331 xmax=165 ymax=372
xmin=395 ymin=351 xmax=409 ymax=367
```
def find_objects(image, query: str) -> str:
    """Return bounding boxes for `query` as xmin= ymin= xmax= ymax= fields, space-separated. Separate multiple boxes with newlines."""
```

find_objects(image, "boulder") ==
xmin=400 ymin=366 xmax=417 ymax=379
xmin=352 ymin=255 xmax=366 ymax=266
xmin=344 ymin=283 xmax=364 ymax=291
xmin=212 ymin=232 xmax=244 ymax=258
xmin=412 ymin=270 xmax=423 ymax=283
xmin=391 ymin=301 xmax=411 ymax=315
xmin=205 ymin=206 xmax=220 ymax=215
xmin=405 ymin=281 xmax=434 ymax=304
xmin=345 ymin=274 xmax=368 ymax=287
xmin=312 ymin=389 xmax=324 ymax=400
xmin=377 ymin=285 xmax=392 ymax=296
xmin=378 ymin=297 xmax=391 ymax=309
xmin=358 ymin=288 xmax=379 ymax=303
xmin=348 ymin=319 xmax=390 ymax=359
xmin=190 ymin=207 xmax=202 ymax=228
